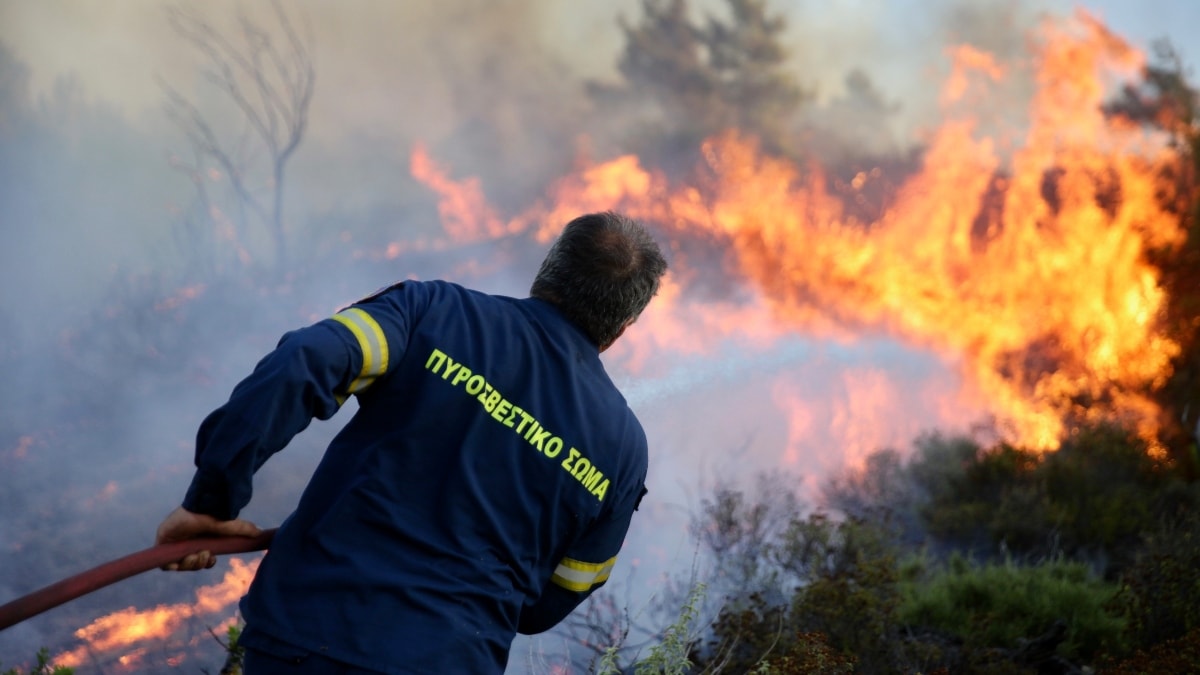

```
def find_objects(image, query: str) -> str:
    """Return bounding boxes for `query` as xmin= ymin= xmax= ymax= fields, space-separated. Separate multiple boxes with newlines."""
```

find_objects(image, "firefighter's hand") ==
xmin=155 ymin=506 xmax=261 ymax=571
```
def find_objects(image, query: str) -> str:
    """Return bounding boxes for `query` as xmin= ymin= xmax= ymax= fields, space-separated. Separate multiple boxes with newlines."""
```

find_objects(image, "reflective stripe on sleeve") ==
xmin=331 ymin=307 xmax=389 ymax=394
xmin=550 ymin=556 xmax=617 ymax=593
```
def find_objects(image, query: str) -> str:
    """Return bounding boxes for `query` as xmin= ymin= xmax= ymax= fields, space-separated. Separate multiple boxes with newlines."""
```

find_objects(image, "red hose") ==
xmin=0 ymin=528 xmax=276 ymax=631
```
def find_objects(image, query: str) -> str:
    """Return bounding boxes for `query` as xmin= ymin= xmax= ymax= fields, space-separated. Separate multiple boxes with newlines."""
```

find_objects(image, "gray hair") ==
xmin=531 ymin=212 xmax=668 ymax=347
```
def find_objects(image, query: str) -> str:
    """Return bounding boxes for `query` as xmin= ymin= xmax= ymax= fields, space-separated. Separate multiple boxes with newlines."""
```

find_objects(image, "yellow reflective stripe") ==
xmin=550 ymin=556 xmax=617 ymax=593
xmin=331 ymin=307 xmax=389 ymax=394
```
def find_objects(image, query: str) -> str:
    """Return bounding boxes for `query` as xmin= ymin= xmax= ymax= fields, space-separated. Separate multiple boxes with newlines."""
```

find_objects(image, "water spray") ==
xmin=0 ymin=529 xmax=276 ymax=631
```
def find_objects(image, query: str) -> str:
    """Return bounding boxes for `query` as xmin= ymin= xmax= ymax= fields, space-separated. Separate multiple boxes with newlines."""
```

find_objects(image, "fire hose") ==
xmin=0 ymin=529 xmax=276 ymax=631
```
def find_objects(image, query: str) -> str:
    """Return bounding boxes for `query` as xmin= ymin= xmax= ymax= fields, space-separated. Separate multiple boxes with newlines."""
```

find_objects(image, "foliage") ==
xmin=908 ymin=436 xmax=1041 ymax=552
xmin=900 ymin=424 xmax=1187 ymax=578
xmin=899 ymin=556 xmax=1125 ymax=662
xmin=1040 ymin=425 xmax=1175 ymax=567
xmin=1098 ymin=626 xmax=1200 ymax=675
xmin=700 ymin=592 xmax=788 ymax=671
xmin=216 ymin=621 xmax=246 ymax=675
xmin=691 ymin=472 xmax=803 ymax=599
xmin=0 ymin=649 xmax=73 ymax=675
xmin=821 ymin=448 xmax=923 ymax=542
xmin=689 ymin=482 xmax=908 ymax=673
xmin=752 ymin=631 xmax=856 ymax=674
xmin=633 ymin=581 xmax=707 ymax=675
xmin=1114 ymin=514 xmax=1200 ymax=652
xmin=678 ymin=484 xmax=894 ymax=673
xmin=676 ymin=417 xmax=1198 ymax=675
xmin=590 ymin=0 xmax=808 ymax=167
xmin=785 ymin=516 xmax=905 ymax=674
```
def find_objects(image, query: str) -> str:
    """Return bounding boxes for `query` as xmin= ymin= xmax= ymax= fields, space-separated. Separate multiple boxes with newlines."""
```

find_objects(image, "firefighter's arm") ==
xmin=517 ymin=553 xmax=620 ymax=634
xmin=518 ymin=486 xmax=646 ymax=634
xmin=182 ymin=295 xmax=408 ymax=521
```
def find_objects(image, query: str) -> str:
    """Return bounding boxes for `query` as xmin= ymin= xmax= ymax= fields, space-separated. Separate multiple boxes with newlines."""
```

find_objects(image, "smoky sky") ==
xmin=0 ymin=0 xmax=1195 ymax=314
xmin=1 ymin=0 xmax=1197 ymax=671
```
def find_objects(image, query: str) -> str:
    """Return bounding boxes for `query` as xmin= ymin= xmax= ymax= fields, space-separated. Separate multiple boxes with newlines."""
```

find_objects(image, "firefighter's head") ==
xmin=531 ymin=211 xmax=668 ymax=351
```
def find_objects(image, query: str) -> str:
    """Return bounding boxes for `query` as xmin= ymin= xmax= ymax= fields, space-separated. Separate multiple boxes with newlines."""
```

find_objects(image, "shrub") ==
xmin=753 ymin=631 xmax=856 ymax=674
xmin=1114 ymin=509 xmax=1200 ymax=652
xmin=1097 ymin=626 xmax=1200 ymax=674
xmin=899 ymin=556 xmax=1126 ymax=663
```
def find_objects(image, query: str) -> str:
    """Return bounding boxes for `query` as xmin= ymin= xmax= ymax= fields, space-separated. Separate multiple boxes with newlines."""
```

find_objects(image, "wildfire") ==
xmin=410 ymin=11 xmax=1183 ymax=453
xmin=31 ymin=10 xmax=1186 ymax=672
xmin=54 ymin=557 xmax=259 ymax=669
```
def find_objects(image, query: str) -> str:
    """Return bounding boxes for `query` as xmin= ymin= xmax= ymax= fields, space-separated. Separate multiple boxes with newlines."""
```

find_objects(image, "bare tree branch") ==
xmin=161 ymin=0 xmax=314 ymax=271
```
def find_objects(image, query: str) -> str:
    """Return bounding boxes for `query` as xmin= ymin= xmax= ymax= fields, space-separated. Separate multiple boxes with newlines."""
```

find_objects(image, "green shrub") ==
xmin=899 ymin=556 xmax=1126 ymax=662
xmin=633 ymin=581 xmax=707 ymax=675
xmin=788 ymin=519 xmax=904 ymax=674
xmin=694 ymin=506 xmax=904 ymax=673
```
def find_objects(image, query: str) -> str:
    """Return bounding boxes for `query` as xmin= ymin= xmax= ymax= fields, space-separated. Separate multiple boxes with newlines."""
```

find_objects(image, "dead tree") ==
xmin=162 ymin=0 xmax=314 ymax=272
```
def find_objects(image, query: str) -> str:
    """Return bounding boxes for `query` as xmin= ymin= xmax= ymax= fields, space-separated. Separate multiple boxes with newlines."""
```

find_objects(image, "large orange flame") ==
xmin=409 ymin=11 xmax=1183 ymax=454
xmin=54 ymin=557 xmax=258 ymax=669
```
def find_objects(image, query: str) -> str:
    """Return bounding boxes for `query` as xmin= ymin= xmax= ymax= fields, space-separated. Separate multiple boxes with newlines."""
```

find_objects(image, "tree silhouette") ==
xmin=590 ymin=0 xmax=808 ymax=168
xmin=162 ymin=0 xmax=314 ymax=274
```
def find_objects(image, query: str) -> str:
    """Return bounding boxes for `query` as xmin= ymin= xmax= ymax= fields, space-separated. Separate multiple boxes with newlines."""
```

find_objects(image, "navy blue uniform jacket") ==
xmin=181 ymin=280 xmax=649 ymax=673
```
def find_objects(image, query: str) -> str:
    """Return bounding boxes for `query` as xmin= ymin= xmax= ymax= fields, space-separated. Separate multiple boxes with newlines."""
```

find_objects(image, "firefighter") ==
xmin=154 ymin=211 xmax=668 ymax=673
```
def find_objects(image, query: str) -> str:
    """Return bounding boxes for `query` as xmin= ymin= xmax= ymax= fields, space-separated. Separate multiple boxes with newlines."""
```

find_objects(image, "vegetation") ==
xmin=216 ymin=621 xmax=246 ymax=675
xmin=595 ymin=418 xmax=1200 ymax=673
xmin=899 ymin=557 xmax=1125 ymax=663
xmin=588 ymin=0 xmax=808 ymax=169
xmin=631 ymin=582 xmax=707 ymax=675
xmin=0 ymin=649 xmax=72 ymax=675
xmin=1105 ymin=39 xmax=1200 ymax=480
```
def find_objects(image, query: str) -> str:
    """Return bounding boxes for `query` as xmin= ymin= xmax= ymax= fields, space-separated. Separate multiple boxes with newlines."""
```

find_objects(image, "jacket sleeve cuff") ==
xmin=182 ymin=471 xmax=237 ymax=520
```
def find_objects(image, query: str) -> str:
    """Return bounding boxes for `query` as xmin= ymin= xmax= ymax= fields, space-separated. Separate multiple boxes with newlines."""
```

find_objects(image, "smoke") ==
xmin=0 ymin=0 xmax=1195 ymax=672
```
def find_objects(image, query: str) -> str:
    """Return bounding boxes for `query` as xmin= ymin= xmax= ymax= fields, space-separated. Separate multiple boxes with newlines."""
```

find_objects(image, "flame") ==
xmin=940 ymin=44 xmax=1006 ymax=107
xmin=829 ymin=369 xmax=905 ymax=470
xmin=410 ymin=11 xmax=1183 ymax=453
xmin=523 ymin=155 xmax=659 ymax=243
xmin=55 ymin=556 xmax=259 ymax=669
xmin=409 ymin=142 xmax=519 ymax=242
